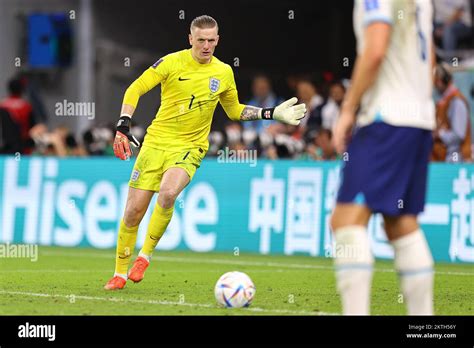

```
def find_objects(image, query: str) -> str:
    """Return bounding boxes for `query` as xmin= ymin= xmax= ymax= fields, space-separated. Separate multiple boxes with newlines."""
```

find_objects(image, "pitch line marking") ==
xmin=38 ymin=250 xmax=474 ymax=276
xmin=0 ymin=269 xmax=293 ymax=273
xmin=0 ymin=290 xmax=337 ymax=316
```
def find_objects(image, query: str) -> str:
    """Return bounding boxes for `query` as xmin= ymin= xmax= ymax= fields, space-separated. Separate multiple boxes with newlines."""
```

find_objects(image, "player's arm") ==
xmin=219 ymin=66 xmax=306 ymax=125
xmin=333 ymin=22 xmax=392 ymax=153
xmin=114 ymin=58 xmax=169 ymax=160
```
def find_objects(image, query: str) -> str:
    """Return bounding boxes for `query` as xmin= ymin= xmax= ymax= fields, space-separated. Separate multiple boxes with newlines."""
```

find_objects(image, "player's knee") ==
xmin=123 ymin=205 xmax=145 ymax=226
xmin=159 ymin=187 xmax=179 ymax=207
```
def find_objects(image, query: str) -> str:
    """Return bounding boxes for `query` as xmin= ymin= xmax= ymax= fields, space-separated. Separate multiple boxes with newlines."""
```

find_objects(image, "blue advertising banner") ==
xmin=0 ymin=156 xmax=473 ymax=263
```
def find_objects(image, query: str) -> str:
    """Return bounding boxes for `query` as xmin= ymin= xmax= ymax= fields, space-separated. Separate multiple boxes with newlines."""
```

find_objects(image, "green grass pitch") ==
xmin=0 ymin=246 xmax=472 ymax=315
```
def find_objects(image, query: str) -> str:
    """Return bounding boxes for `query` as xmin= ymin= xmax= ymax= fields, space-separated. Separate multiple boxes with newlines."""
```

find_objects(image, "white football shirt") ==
xmin=353 ymin=0 xmax=436 ymax=130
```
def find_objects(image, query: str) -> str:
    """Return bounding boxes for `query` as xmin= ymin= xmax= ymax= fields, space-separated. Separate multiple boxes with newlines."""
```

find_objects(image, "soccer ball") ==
xmin=214 ymin=271 xmax=256 ymax=308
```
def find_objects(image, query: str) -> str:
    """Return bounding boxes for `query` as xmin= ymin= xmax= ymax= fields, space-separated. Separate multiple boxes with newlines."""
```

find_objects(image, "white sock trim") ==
xmin=114 ymin=273 xmax=127 ymax=281
xmin=138 ymin=251 xmax=151 ymax=263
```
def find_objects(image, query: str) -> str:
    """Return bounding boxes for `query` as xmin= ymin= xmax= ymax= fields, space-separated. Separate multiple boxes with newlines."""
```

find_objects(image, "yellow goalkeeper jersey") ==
xmin=123 ymin=49 xmax=245 ymax=152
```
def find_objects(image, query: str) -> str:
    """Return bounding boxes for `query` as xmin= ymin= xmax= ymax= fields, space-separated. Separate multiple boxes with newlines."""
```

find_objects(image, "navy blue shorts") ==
xmin=336 ymin=122 xmax=433 ymax=216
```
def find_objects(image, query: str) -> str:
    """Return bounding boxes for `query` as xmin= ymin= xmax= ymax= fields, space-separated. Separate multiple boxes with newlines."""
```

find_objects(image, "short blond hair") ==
xmin=190 ymin=15 xmax=218 ymax=32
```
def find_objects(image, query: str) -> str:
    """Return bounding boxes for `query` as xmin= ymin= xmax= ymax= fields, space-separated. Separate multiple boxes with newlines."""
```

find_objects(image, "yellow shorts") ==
xmin=128 ymin=145 xmax=205 ymax=192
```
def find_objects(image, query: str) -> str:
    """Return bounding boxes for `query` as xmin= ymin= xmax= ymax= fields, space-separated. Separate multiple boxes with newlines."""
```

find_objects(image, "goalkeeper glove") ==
xmin=261 ymin=97 xmax=306 ymax=126
xmin=113 ymin=116 xmax=141 ymax=160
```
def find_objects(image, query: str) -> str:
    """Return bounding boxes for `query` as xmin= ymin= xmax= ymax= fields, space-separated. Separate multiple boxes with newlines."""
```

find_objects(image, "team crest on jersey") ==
xmin=209 ymin=77 xmax=220 ymax=93
xmin=131 ymin=169 xmax=140 ymax=182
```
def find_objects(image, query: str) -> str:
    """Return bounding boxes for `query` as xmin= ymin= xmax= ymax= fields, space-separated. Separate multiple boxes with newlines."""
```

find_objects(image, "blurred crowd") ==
xmin=0 ymin=0 xmax=472 ymax=162
xmin=0 ymin=76 xmax=146 ymax=158
xmin=207 ymin=75 xmax=346 ymax=161
xmin=0 ymin=66 xmax=472 ymax=162
xmin=0 ymin=73 xmax=348 ymax=161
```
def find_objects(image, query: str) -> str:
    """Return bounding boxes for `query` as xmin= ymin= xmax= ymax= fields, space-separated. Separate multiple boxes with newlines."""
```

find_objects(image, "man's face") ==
xmin=316 ymin=132 xmax=334 ymax=156
xmin=434 ymin=77 xmax=446 ymax=94
xmin=296 ymin=82 xmax=316 ymax=103
xmin=330 ymin=84 xmax=345 ymax=104
xmin=189 ymin=26 xmax=219 ymax=63
xmin=252 ymin=77 xmax=271 ymax=99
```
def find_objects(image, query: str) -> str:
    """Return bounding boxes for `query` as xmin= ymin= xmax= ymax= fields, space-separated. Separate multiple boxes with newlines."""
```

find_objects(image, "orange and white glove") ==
xmin=113 ymin=116 xmax=140 ymax=160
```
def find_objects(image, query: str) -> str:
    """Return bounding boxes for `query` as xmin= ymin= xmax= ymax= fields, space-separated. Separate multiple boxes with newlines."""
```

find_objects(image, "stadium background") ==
xmin=0 ymin=0 xmax=473 ymax=316
xmin=0 ymin=0 xmax=355 ymax=135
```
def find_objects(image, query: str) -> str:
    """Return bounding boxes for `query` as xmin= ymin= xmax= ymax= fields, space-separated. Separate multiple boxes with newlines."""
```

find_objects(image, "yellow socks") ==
xmin=114 ymin=204 xmax=173 ymax=278
xmin=140 ymin=203 xmax=174 ymax=258
xmin=114 ymin=219 xmax=139 ymax=277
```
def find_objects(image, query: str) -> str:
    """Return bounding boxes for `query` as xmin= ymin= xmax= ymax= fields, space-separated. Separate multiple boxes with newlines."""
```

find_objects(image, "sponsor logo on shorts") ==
xmin=131 ymin=170 xmax=140 ymax=182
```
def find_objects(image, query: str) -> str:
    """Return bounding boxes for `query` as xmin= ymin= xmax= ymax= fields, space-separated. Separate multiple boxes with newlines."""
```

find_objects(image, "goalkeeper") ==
xmin=105 ymin=15 xmax=306 ymax=289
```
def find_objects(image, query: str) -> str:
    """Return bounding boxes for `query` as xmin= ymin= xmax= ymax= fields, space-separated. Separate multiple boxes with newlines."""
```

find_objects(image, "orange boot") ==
xmin=128 ymin=256 xmax=150 ymax=283
xmin=104 ymin=276 xmax=126 ymax=290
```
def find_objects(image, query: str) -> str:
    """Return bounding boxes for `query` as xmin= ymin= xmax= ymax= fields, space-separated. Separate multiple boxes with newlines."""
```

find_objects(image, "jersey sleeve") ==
xmin=122 ymin=56 xmax=173 ymax=108
xmin=219 ymin=65 xmax=246 ymax=121
xmin=358 ymin=0 xmax=394 ymax=26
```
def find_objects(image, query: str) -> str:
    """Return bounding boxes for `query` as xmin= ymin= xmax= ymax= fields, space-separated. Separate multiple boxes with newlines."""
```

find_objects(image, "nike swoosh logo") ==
xmin=118 ymin=255 xmax=130 ymax=259
xmin=175 ymin=161 xmax=187 ymax=165
xmin=178 ymin=77 xmax=190 ymax=81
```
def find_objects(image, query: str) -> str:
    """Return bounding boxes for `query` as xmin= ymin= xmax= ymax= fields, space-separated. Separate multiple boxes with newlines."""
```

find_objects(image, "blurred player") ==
xmin=331 ymin=0 xmax=435 ymax=314
xmin=105 ymin=15 xmax=306 ymax=290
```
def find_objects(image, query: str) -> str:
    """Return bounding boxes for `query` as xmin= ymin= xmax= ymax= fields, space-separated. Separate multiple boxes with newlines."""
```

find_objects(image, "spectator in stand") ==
xmin=315 ymin=128 xmax=338 ymax=160
xmin=30 ymin=125 xmax=87 ymax=157
xmin=300 ymin=128 xmax=338 ymax=161
xmin=83 ymin=125 xmax=115 ymax=156
xmin=54 ymin=125 xmax=88 ymax=156
xmin=244 ymin=74 xmax=283 ymax=134
xmin=224 ymin=122 xmax=245 ymax=150
xmin=296 ymin=78 xmax=323 ymax=131
xmin=432 ymin=64 xmax=471 ymax=162
xmin=321 ymin=81 xmax=345 ymax=131
xmin=434 ymin=0 xmax=472 ymax=53
xmin=0 ymin=78 xmax=40 ymax=154
xmin=0 ymin=107 xmax=22 ymax=154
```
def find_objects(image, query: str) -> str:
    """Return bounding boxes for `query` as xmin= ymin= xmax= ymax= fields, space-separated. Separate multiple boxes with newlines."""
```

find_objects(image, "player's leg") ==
xmin=104 ymin=187 xmax=154 ymax=290
xmin=330 ymin=204 xmax=374 ymax=315
xmin=383 ymin=214 xmax=434 ymax=315
xmin=331 ymin=122 xmax=382 ymax=315
xmin=145 ymin=167 xmax=190 ymax=251
xmin=331 ymin=122 xmax=426 ymax=314
xmin=383 ymin=124 xmax=434 ymax=315
xmin=129 ymin=167 xmax=190 ymax=282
